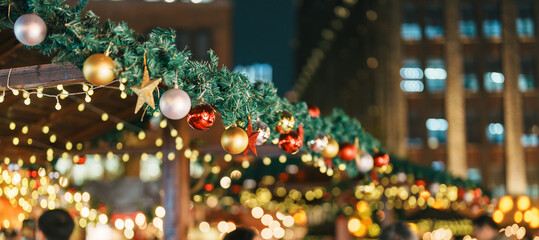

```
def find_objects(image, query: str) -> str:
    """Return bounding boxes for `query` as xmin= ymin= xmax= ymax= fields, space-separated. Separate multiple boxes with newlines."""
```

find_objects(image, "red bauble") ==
xmin=187 ymin=104 xmax=215 ymax=130
xmin=373 ymin=152 xmax=389 ymax=167
xmin=278 ymin=127 xmax=304 ymax=153
xmin=308 ymin=104 xmax=320 ymax=118
xmin=338 ymin=142 xmax=357 ymax=161
xmin=204 ymin=183 xmax=214 ymax=192
xmin=75 ymin=156 xmax=86 ymax=165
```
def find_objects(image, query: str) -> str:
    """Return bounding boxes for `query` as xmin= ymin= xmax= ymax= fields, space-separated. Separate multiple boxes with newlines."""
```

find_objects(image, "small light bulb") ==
xmin=88 ymin=89 xmax=94 ymax=96
xmin=119 ymin=83 xmax=125 ymax=91
xmin=37 ymin=91 xmax=43 ymax=98
xmin=116 ymin=122 xmax=124 ymax=131
xmin=57 ymin=84 xmax=63 ymax=90
xmin=24 ymin=98 xmax=30 ymax=105
xmin=101 ymin=113 xmax=109 ymax=121
xmin=12 ymin=89 xmax=19 ymax=95
xmin=42 ymin=126 xmax=50 ymax=134
xmin=55 ymin=102 xmax=62 ymax=110
xmin=9 ymin=122 xmax=16 ymax=130
xmin=120 ymin=92 xmax=127 ymax=99
xmin=22 ymin=91 xmax=29 ymax=98
xmin=78 ymin=103 xmax=85 ymax=111
xmin=85 ymin=95 xmax=91 ymax=102
xmin=21 ymin=126 xmax=28 ymax=134
xmin=82 ymin=84 xmax=89 ymax=92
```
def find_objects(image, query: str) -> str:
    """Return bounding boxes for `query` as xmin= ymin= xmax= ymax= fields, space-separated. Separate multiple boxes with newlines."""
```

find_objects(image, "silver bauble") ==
xmin=159 ymin=88 xmax=191 ymax=120
xmin=355 ymin=153 xmax=374 ymax=172
xmin=253 ymin=120 xmax=270 ymax=146
xmin=307 ymin=133 xmax=328 ymax=153
xmin=14 ymin=14 xmax=47 ymax=46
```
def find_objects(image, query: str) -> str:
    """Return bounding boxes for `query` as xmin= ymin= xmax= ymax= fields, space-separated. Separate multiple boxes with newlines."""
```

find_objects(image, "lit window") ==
xmin=140 ymin=155 xmax=162 ymax=182
xmin=468 ymin=169 xmax=482 ymax=183
xmin=425 ymin=59 xmax=446 ymax=92
xmin=487 ymin=123 xmax=504 ymax=143
xmin=460 ymin=4 xmax=477 ymax=38
xmin=425 ymin=4 xmax=443 ymax=39
xmin=402 ymin=4 xmax=422 ymax=40
xmin=517 ymin=1 xmax=535 ymax=37
xmin=105 ymin=155 xmax=123 ymax=179
xmin=483 ymin=4 xmax=502 ymax=39
xmin=426 ymin=118 xmax=447 ymax=143
xmin=55 ymin=156 xmax=72 ymax=175
xmin=520 ymin=57 xmax=536 ymax=92
xmin=521 ymin=134 xmax=539 ymax=147
xmin=234 ymin=63 xmax=273 ymax=83
xmin=463 ymin=59 xmax=479 ymax=92
xmin=72 ymin=155 xmax=104 ymax=186
xmin=431 ymin=161 xmax=445 ymax=171
xmin=400 ymin=59 xmax=424 ymax=92
xmin=484 ymin=72 xmax=504 ymax=92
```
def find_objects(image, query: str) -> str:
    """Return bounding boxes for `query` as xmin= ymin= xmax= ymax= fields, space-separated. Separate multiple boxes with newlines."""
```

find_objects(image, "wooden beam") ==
xmin=0 ymin=64 xmax=85 ymax=90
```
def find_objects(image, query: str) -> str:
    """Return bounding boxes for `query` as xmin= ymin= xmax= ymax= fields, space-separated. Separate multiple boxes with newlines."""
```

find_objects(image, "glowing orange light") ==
xmin=419 ymin=190 xmax=431 ymax=200
xmin=493 ymin=210 xmax=504 ymax=224
xmin=498 ymin=196 xmax=514 ymax=213
xmin=514 ymin=211 xmax=523 ymax=223
xmin=293 ymin=210 xmax=307 ymax=225
xmin=347 ymin=218 xmax=361 ymax=233
xmin=517 ymin=196 xmax=531 ymax=211
xmin=356 ymin=201 xmax=369 ymax=213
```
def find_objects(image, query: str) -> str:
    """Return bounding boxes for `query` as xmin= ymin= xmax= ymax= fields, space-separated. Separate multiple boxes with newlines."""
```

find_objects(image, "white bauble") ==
xmin=159 ymin=88 xmax=191 ymax=120
xmin=355 ymin=153 xmax=374 ymax=172
xmin=14 ymin=14 xmax=47 ymax=46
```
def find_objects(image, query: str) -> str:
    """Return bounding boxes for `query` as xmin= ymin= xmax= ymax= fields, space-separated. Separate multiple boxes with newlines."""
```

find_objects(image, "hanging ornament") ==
xmin=83 ymin=50 xmax=116 ymax=86
xmin=307 ymin=104 xmax=320 ymax=118
xmin=275 ymin=111 xmax=295 ymax=134
xmin=321 ymin=138 xmax=339 ymax=158
xmin=14 ymin=13 xmax=47 ymax=46
xmin=278 ymin=125 xmax=304 ymax=153
xmin=74 ymin=155 xmax=86 ymax=165
xmin=187 ymin=104 xmax=215 ymax=130
xmin=243 ymin=118 xmax=260 ymax=157
xmin=253 ymin=120 xmax=270 ymax=146
xmin=132 ymin=55 xmax=162 ymax=113
xmin=221 ymin=126 xmax=249 ymax=154
xmin=355 ymin=153 xmax=374 ymax=172
xmin=373 ymin=152 xmax=390 ymax=167
xmin=160 ymin=87 xmax=191 ymax=120
xmin=307 ymin=133 xmax=328 ymax=153
xmin=338 ymin=142 xmax=357 ymax=161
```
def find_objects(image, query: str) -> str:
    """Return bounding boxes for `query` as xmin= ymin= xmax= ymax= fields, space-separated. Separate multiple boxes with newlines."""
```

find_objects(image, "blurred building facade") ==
xmin=295 ymin=0 xmax=539 ymax=197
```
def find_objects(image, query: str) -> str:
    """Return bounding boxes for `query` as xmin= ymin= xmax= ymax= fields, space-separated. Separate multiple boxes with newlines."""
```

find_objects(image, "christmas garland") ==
xmin=0 ymin=0 xmax=389 ymax=175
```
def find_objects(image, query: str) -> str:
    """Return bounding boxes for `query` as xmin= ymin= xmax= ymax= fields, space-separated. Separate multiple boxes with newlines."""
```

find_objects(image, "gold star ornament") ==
xmin=132 ymin=55 xmax=162 ymax=114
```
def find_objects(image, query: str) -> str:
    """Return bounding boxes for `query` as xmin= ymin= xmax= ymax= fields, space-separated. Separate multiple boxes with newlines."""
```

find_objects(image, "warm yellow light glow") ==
xmin=499 ymin=196 xmax=514 ymax=213
xmin=515 ymin=211 xmax=523 ymax=223
xmin=155 ymin=206 xmax=166 ymax=218
xmin=493 ymin=210 xmax=504 ymax=223
xmin=101 ymin=113 xmax=109 ymax=121
xmin=115 ymin=218 xmax=125 ymax=230
xmin=347 ymin=218 xmax=361 ymax=233
xmin=199 ymin=221 xmax=210 ymax=233
xmin=252 ymin=207 xmax=264 ymax=219
xmin=135 ymin=213 xmax=146 ymax=226
xmin=98 ymin=214 xmax=108 ymax=224
xmin=517 ymin=196 xmax=531 ymax=211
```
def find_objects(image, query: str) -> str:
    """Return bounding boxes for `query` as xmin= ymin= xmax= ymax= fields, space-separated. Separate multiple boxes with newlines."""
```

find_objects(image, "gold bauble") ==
xmin=275 ymin=111 xmax=296 ymax=134
xmin=321 ymin=138 xmax=339 ymax=158
xmin=82 ymin=53 xmax=116 ymax=85
xmin=221 ymin=127 xmax=249 ymax=154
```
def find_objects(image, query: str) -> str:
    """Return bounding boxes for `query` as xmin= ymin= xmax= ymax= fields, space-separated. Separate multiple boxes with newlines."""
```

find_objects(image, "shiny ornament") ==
xmin=373 ymin=152 xmax=390 ymax=167
xmin=14 ymin=14 xmax=47 ymax=46
xmin=275 ymin=111 xmax=295 ymax=134
xmin=221 ymin=127 xmax=249 ymax=154
xmin=321 ymin=138 xmax=339 ymax=158
xmin=160 ymin=87 xmax=191 ymax=120
xmin=253 ymin=120 xmax=270 ymax=146
xmin=307 ymin=134 xmax=328 ymax=153
xmin=338 ymin=142 xmax=357 ymax=161
xmin=355 ymin=153 xmax=374 ymax=172
xmin=132 ymin=55 xmax=161 ymax=113
xmin=83 ymin=54 xmax=116 ymax=85
xmin=307 ymin=104 xmax=320 ymax=118
xmin=75 ymin=156 xmax=86 ymax=165
xmin=243 ymin=119 xmax=260 ymax=157
xmin=278 ymin=126 xmax=304 ymax=153
xmin=187 ymin=104 xmax=215 ymax=130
